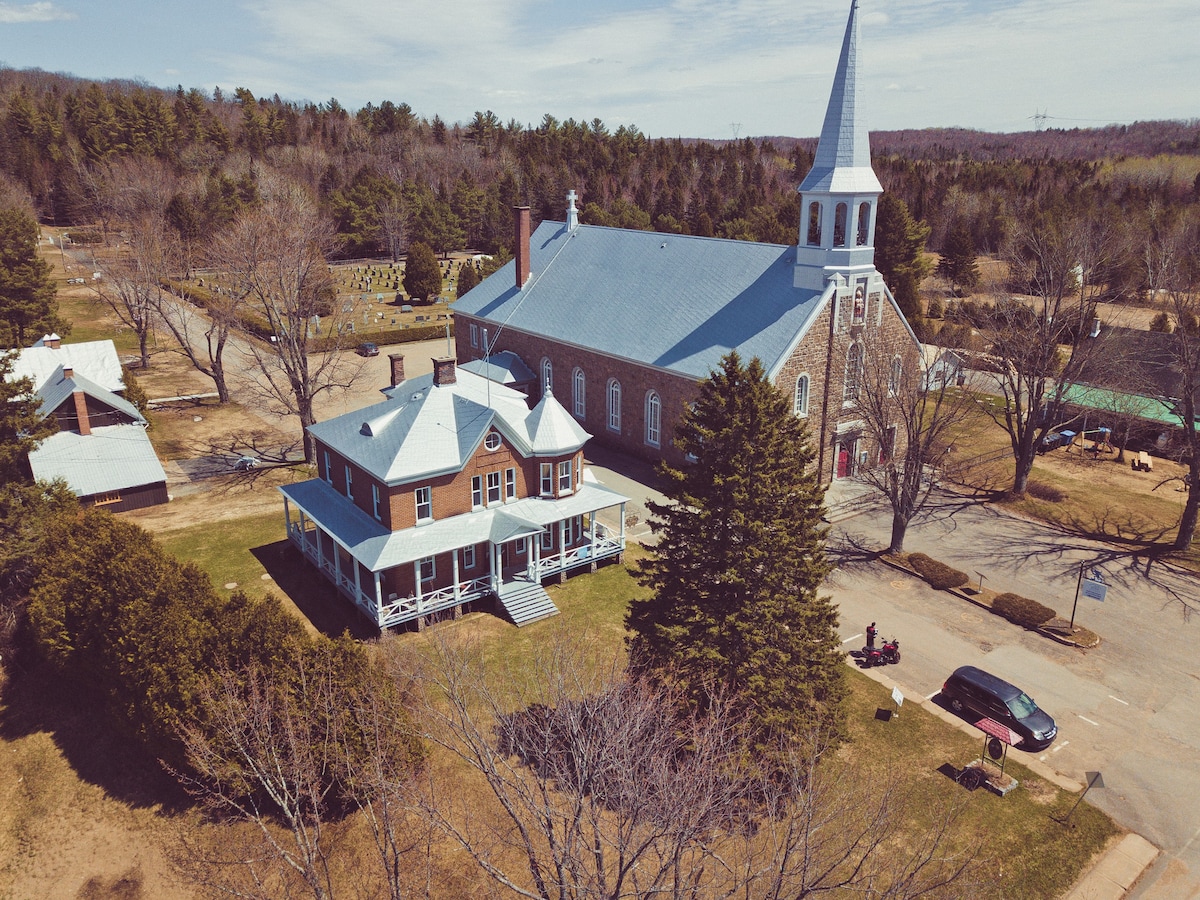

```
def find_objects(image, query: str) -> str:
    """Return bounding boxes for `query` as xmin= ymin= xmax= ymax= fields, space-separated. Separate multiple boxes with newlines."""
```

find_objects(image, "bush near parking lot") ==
xmin=906 ymin=552 xmax=970 ymax=590
xmin=992 ymin=592 xmax=1057 ymax=629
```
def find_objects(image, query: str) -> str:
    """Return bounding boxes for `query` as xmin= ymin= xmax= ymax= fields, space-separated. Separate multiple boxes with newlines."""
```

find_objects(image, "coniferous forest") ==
xmin=1 ymin=68 xmax=1197 ymax=265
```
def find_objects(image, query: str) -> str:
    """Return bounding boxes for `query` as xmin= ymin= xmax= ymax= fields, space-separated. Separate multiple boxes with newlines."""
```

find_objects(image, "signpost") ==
xmin=1060 ymin=771 xmax=1105 ymax=825
xmin=1070 ymin=564 xmax=1108 ymax=630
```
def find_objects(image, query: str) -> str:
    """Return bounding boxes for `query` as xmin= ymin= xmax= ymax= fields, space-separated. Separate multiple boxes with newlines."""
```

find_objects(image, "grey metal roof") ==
xmin=28 ymin=424 xmax=166 ymax=497
xmin=280 ymin=478 xmax=628 ymax=571
xmin=798 ymin=0 xmax=883 ymax=195
xmin=309 ymin=367 xmax=588 ymax=486
xmin=12 ymin=338 xmax=125 ymax=394
xmin=460 ymin=351 xmax=535 ymax=385
xmin=35 ymin=366 xmax=145 ymax=423
xmin=453 ymin=223 xmax=827 ymax=381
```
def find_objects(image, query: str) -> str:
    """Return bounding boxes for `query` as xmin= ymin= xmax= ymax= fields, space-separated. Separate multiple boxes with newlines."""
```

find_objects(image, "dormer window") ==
xmin=484 ymin=431 xmax=502 ymax=451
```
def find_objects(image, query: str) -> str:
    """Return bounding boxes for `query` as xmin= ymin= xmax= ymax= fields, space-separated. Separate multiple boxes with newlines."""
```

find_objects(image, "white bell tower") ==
xmin=794 ymin=0 xmax=883 ymax=292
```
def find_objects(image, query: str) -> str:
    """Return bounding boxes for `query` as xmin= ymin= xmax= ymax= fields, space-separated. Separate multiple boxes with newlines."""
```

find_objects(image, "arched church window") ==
xmin=541 ymin=357 xmax=553 ymax=393
xmin=834 ymin=203 xmax=848 ymax=247
xmin=806 ymin=202 xmax=822 ymax=246
xmin=857 ymin=201 xmax=871 ymax=246
xmin=843 ymin=343 xmax=862 ymax=403
xmin=794 ymin=375 xmax=810 ymax=418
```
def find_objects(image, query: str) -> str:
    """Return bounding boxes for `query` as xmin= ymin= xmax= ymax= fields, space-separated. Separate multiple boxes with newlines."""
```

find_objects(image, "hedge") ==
xmin=905 ymin=552 xmax=970 ymax=590
xmin=992 ymin=592 xmax=1057 ymax=629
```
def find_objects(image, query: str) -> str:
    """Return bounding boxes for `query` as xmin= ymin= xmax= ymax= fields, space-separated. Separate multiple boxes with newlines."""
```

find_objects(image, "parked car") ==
xmin=940 ymin=665 xmax=1057 ymax=750
xmin=233 ymin=455 xmax=258 ymax=471
xmin=356 ymin=341 xmax=380 ymax=357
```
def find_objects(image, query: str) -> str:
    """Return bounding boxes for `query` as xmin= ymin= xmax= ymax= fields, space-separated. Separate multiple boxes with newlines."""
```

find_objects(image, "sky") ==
xmin=1 ymin=0 xmax=1197 ymax=140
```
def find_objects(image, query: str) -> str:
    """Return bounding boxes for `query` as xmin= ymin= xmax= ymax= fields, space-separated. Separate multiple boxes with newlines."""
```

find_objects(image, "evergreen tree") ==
xmin=627 ymin=352 xmax=845 ymax=746
xmin=0 ymin=207 xmax=64 ymax=347
xmin=937 ymin=225 xmax=981 ymax=294
xmin=874 ymin=194 xmax=931 ymax=320
xmin=402 ymin=241 xmax=442 ymax=302
xmin=0 ymin=351 xmax=57 ymax=482
xmin=455 ymin=261 xmax=479 ymax=298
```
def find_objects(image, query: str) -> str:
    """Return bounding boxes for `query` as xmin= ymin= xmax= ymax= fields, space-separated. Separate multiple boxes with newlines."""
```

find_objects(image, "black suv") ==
xmin=941 ymin=665 xmax=1058 ymax=750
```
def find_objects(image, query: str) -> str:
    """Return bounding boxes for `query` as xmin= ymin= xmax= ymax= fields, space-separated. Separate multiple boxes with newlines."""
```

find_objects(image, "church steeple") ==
xmin=794 ymin=0 xmax=883 ymax=292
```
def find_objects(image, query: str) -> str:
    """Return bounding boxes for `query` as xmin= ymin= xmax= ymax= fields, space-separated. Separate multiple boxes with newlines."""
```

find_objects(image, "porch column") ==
xmin=353 ymin=560 xmax=362 ymax=607
xmin=620 ymin=501 xmax=627 ymax=545
xmin=452 ymin=549 xmax=461 ymax=602
xmin=333 ymin=542 xmax=342 ymax=592
xmin=282 ymin=497 xmax=292 ymax=537
xmin=490 ymin=542 xmax=500 ymax=593
xmin=531 ymin=534 xmax=540 ymax=580
xmin=413 ymin=560 xmax=423 ymax=612
xmin=373 ymin=571 xmax=383 ymax=616
xmin=315 ymin=520 xmax=325 ymax=571
xmin=589 ymin=510 xmax=598 ymax=572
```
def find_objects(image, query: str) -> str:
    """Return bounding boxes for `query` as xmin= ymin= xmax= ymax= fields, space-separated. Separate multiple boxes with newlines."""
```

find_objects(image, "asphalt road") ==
xmin=828 ymin=491 xmax=1200 ymax=900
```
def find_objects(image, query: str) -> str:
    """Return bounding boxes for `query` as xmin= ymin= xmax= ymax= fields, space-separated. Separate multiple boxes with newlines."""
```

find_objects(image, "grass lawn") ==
xmin=160 ymin=512 xmax=1118 ymax=898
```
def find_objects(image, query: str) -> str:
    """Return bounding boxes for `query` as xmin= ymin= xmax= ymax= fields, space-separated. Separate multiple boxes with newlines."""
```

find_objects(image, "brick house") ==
xmin=279 ymin=354 xmax=629 ymax=630
xmin=452 ymin=0 xmax=920 ymax=484
xmin=8 ymin=333 xmax=168 ymax=511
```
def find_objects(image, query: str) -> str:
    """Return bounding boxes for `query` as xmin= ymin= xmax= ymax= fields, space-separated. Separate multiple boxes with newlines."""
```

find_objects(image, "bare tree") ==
xmin=1142 ymin=209 xmax=1200 ymax=549
xmin=94 ymin=213 xmax=175 ymax=369
xmin=153 ymin=267 xmax=240 ymax=402
xmin=970 ymin=211 xmax=1126 ymax=496
xmin=378 ymin=191 xmax=409 ymax=263
xmin=407 ymin=632 xmax=983 ymax=900
xmin=213 ymin=185 xmax=363 ymax=461
xmin=171 ymin=640 xmax=426 ymax=900
xmin=846 ymin=330 xmax=976 ymax=552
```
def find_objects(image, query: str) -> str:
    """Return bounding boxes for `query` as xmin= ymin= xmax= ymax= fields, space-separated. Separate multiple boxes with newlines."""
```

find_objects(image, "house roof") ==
xmin=309 ymin=366 xmax=589 ymax=486
xmin=28 ymin=424 xmax=166 ymax=496
xmin=35 ymin=365 xmax=145 ymax=423
xmin=10 ymin=337 xmax=125 ymax=394
xmin=452 ymin=222 xmax=829 ymax=381
xmin=280 ymin=477 xmax=628 ymax=571
xmin=460 ymin=350 xmax=535 ymax=385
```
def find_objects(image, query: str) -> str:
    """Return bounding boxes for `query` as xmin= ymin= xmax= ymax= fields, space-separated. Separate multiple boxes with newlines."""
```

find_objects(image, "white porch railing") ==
xmin=378 ymin=575 xmax=490 ymax=628
xmin=533 ymin=535 xmax=623 ymax=579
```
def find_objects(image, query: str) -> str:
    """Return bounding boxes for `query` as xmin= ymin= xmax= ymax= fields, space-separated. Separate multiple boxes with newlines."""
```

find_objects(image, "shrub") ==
xmin=992 ymin=592 xmax=1057 ymax=629
xmin=906 ymin=553 xmax=970 ymax=590
xmin=1026 ymin=480 xmax=1067 ymax=502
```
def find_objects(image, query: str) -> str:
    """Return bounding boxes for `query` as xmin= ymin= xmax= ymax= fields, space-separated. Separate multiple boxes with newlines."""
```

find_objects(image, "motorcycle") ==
xmin=880 ymin=637 xmax=901 ymax=665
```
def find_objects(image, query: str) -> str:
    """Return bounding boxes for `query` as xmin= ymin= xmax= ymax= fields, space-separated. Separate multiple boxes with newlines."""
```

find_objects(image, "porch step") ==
xmin=496 ymin=581 xmax=559 ymax=626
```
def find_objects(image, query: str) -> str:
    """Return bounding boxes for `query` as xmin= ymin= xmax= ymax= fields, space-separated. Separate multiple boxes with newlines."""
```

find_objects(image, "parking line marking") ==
xmin=843 ymin=634 xmax=863 ymax=644
xmin=1052 ymin=741 xmax=1069 ymax=753
xmin=1108 ymin=695 xmax=1129 ymax=705
xmin=1077 ymin=715 xmax=1100 ymax=727
xmin=925 ymin=690 xmax=940 ymax=700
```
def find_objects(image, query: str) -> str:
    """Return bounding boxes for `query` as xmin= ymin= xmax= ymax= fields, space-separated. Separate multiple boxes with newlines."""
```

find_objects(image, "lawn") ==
xmin=159 ymin=519 xmax=1118 ymax=898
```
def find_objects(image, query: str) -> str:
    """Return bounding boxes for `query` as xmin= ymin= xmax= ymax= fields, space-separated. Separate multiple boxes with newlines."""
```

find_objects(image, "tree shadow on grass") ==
xmin=250 ymin=539 xmax=379 ymax=641
xmin=0 ymin=659 xmax=192 ymax=813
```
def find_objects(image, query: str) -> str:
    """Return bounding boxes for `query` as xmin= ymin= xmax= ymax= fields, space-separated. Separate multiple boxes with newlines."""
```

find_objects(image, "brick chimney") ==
xmin=432 ymin=356 xmax=457 ymax=387
xmin=72 ymin=388 xmax=91 ymax=435
xmin=514 ymin=206 xmax=531 ymax=289
xmin=45 ymin=333 xmax=61 ymax=350
xmin=388 ymin=353 xmax=406 ymax=387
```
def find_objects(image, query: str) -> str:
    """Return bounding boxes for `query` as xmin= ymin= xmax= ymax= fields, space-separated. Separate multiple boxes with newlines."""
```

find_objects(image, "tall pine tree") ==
xmin=936 ymin=224 xmax=981 ymax=294
xmin=627 ymin=352 xmax=845 ymax=746
xmin=874 ymin=194 xmax=931 ymax=320
xmin=0 ymin=207 xmax=65 ymax=348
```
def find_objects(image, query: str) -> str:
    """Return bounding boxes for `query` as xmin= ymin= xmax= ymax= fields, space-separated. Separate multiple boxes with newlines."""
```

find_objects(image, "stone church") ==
xmin=452 ymin=0 xmax=919 ymax=485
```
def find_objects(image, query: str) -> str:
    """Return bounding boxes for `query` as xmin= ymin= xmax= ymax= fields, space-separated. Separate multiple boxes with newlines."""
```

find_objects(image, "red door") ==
xmin=837 ymin=446 xmax=850 ymax=478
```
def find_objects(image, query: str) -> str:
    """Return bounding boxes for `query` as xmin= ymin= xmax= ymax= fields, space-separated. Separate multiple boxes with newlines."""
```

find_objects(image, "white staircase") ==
xmin=496 ymin=579 xmax=559 ymax=626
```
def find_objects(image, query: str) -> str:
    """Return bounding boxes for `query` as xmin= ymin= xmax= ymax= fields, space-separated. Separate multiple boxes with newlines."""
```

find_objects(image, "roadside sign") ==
xmin=891 ymin=686 xmax=904 ymax=708
xmin=1082 ymin=578 xmax=1108 ymax=601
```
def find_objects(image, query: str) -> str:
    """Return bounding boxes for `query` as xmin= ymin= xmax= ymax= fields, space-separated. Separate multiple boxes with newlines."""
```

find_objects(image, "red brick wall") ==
xmin=455 ymin=316 xmax=699 ymax=467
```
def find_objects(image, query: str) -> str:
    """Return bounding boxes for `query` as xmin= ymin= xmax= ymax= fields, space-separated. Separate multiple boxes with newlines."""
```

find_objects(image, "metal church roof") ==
xmin=12 ymin=337 xmax=125 ymax=394
xmin=452 ymin=222 xmax=827 ymax=381
xmin=798 ymin=0 xmax=883 ymax=196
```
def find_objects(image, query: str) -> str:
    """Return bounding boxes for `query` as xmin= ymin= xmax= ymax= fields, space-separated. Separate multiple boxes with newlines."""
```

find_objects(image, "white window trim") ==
xmin=469 ymin=322 xmax=478 ymax=348
xmin=645 ymin=391 xmax=661 ymax=447
xmin=541 ymin=357 xmax=553 ymax=393
xmin=541 ymin=528 xmax=554 ymax=551
xmin=557 ymin=459 xmax=572 ymax=495
xmin=794 ymin=373 xmax=810 ymax=418
xmin=324 ymin=450 xmax=333 ymax=485
xmin=607 ymin=379 xmax=621 ymax=433
xmin=463 ymin=545 xmax=476 ymax=569
xmin=487 ymin=470 xmax=502 ymax=504
xmin=505 ymin=467 xmax=516 ymax=500
xmin=415 ymin=486 xmax=432 ymax=522
xmin=540 ymin=462 xmax=553 ymax=497
xmin=419 ymin=555 xmax=435 ymax=584
xmin=344 ymin=465 xmax=353 ymax=499
xmin=471 ymin=475 xmax=483 ymax=509
xmin=372 ymin=483 xmax=381 ymax=520
xmin=572 ymin=367 xmax=586 ymax=419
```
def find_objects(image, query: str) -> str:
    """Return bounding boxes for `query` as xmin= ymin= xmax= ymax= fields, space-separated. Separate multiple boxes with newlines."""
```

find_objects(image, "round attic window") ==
xmin=484 ymin=432 xmax=502 ymax=451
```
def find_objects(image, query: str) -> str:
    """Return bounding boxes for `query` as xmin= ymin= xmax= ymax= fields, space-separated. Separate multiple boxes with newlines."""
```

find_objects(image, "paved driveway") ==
xmin=829 ymin=491 xmax=1200 ymax=900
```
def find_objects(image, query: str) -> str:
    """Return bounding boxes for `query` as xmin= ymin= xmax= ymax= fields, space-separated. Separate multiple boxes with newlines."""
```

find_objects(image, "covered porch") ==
xmin=279 ymin=479 xmax=628 ymax=630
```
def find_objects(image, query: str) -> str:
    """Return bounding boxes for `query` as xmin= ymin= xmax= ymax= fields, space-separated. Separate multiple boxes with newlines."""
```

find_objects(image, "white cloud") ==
xmin=0 ymin=1 xmax=74 ymax=23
